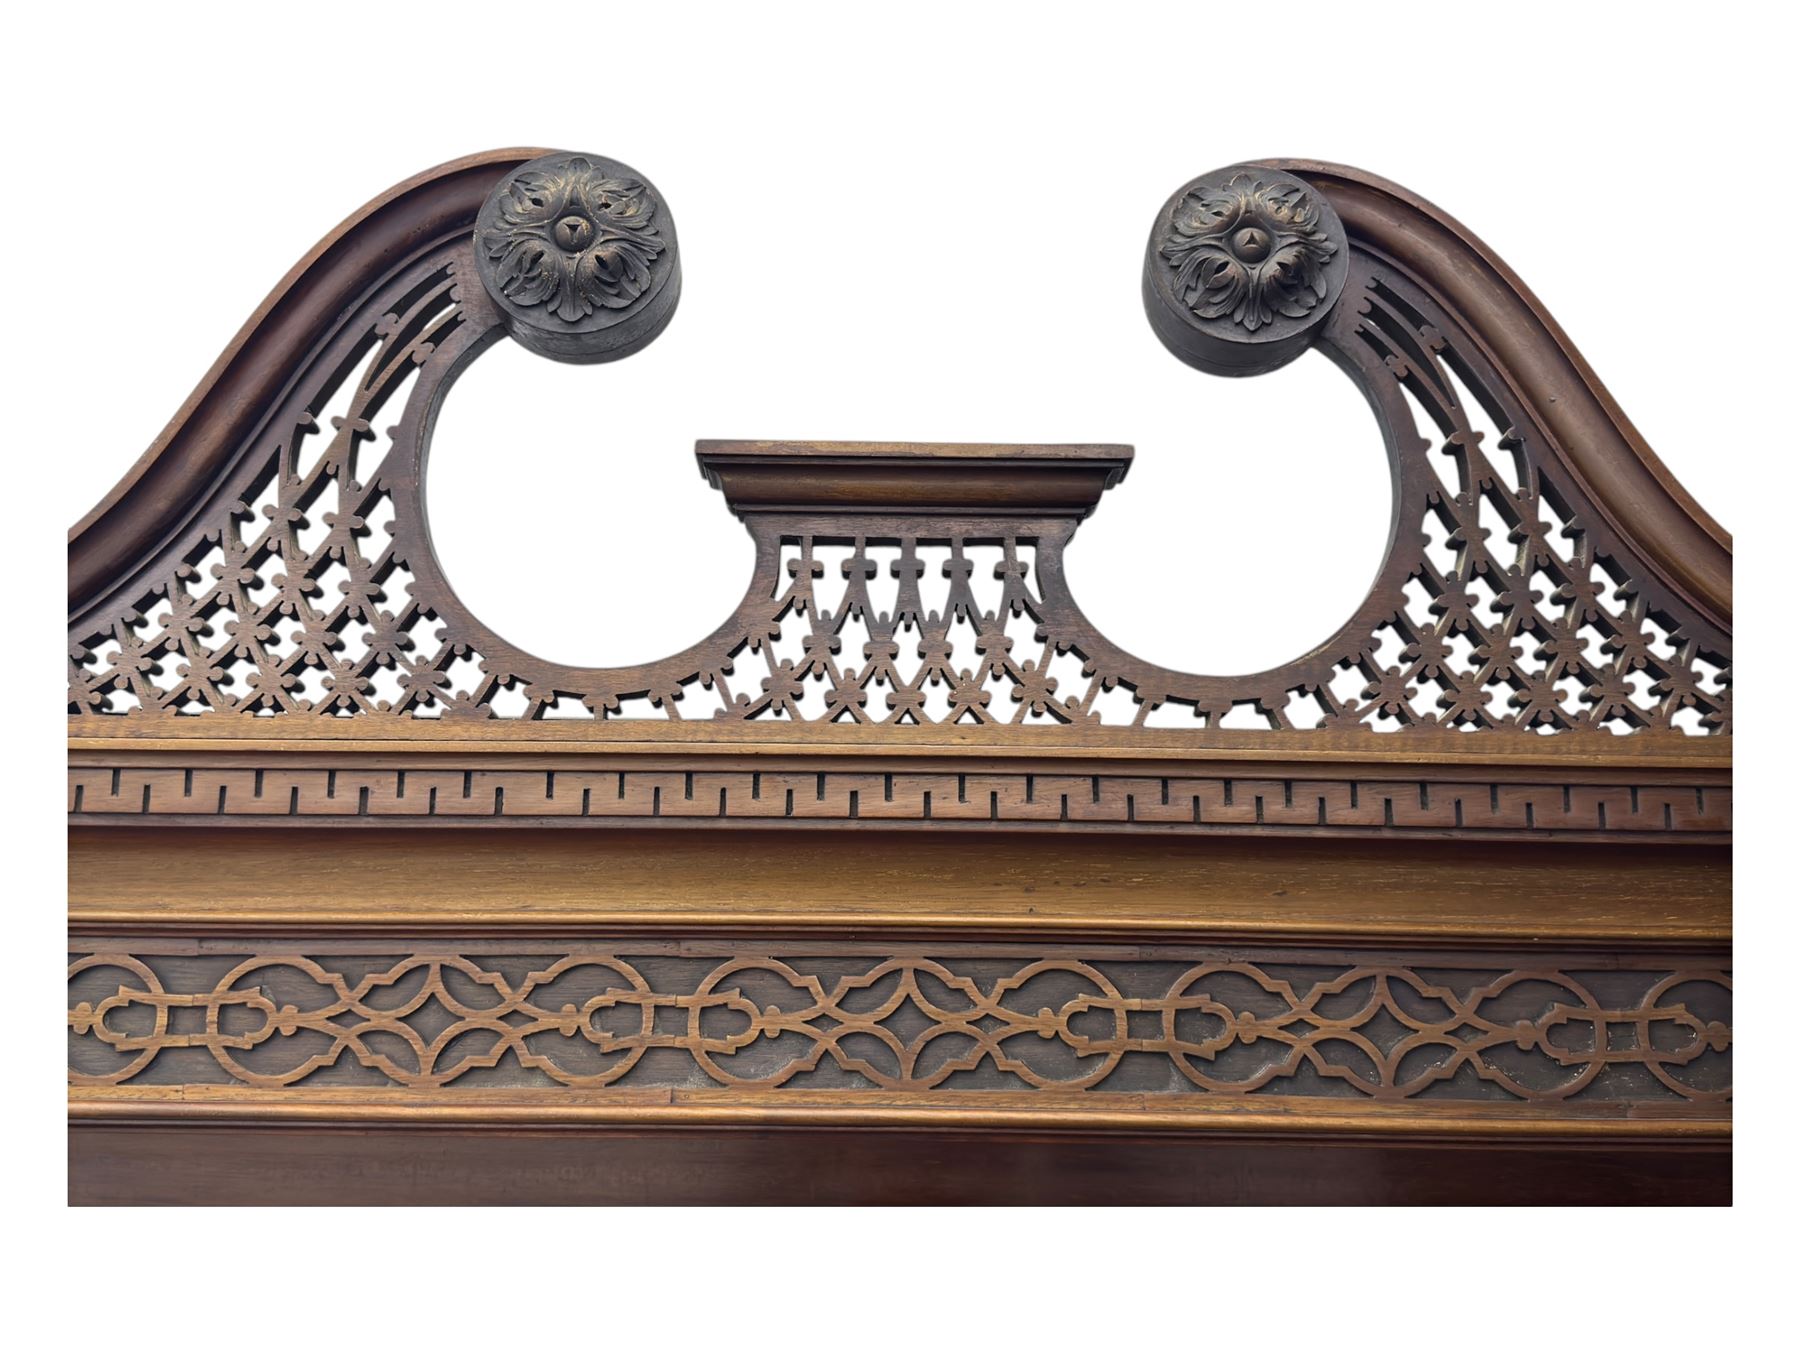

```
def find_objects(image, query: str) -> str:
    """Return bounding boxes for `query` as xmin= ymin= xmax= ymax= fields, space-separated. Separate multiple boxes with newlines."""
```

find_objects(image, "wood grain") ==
xmin=68 ymin=1122 xmax=1729 ymax=1205
xmin=69 ymin=1085 xmax=1732 ymax=1137
xmin=69 ymin=827 xmax=1730 ymax=947
xmin=68 ymin=721 xmax=1735 ymax=765
xmin=1263 ymin=158 xmax=1732 ymax=629
xmin=68 ymin=149 xmax=550 ymax=621
xmin=68 ymin=945 xmax=1729 ymax=1101
xmin=63 ymin=152 xmax=1735 ymax=1203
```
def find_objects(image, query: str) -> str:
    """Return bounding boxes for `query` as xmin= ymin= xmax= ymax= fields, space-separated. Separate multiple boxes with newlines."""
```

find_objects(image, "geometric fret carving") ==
xmin=63 ymin=153 xmax=1736 ymax=1204
xmin=68 ymin=945 xmax=1731 ymax=1104
xmin=68 ymin=268 xmax=458 ymax=722
xmin=67 ymin=248 xmax=1732 ymax=735
xmin=66 ymin=763 xmax=1732 ymax=838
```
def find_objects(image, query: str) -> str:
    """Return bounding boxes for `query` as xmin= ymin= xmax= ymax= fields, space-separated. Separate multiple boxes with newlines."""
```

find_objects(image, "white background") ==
xmin=45 ymin=7 xmax=1747 ymax=679
xmin=10 ymin=2 xmax=1793 ymax=1343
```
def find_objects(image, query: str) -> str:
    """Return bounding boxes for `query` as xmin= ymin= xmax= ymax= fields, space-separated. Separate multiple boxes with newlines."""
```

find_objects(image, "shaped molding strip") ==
xmin=65 ymin=755 xmax=1731 ymax=840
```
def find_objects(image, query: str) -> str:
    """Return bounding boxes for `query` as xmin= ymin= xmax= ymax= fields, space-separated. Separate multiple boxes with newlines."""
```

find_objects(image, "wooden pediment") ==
xmin=67 ymin=151 xmax=1730 ymax=1204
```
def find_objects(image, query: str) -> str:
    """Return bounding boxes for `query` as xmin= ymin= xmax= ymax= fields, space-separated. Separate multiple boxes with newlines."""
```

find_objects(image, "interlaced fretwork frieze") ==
xmin=68 ymin=945 xmax=1730 ymax=1103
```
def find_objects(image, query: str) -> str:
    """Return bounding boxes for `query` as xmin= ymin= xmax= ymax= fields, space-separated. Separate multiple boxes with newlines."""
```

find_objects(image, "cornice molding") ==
xmin=698 ymin=440 xmax=1133 ymax=518
xmin=70 ymin=1087 xmax=1731 ymax=1143
xmin=63 ymin=151 xmax=1736 ymax=1203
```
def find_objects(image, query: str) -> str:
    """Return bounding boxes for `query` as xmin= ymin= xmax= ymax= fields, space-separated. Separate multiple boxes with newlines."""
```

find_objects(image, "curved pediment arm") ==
xmin=68 ymin=148 xmax=551 ymax=619
xmin=67 ymin=151 xmax=1731 ymax=746
xmin=1258 ymin=159 xmax=1730 ymax=631
xmin=63 ymin=152 xmax=1733 ymax=1204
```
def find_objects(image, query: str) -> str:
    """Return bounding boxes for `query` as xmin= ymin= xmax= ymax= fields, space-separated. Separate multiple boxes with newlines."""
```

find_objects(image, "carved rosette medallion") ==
xmin=1142 ymin=164 xmax=1348 ymax=376
xmin=474 ymin=151 xmax=681 ymax=363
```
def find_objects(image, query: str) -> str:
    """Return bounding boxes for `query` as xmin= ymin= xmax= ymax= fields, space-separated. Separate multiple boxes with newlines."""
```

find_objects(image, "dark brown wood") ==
xmin=1143 ymin=164 xmax=1350 ymax=376
xmin=67 ymin=148 xmax=551 ymax=622
xmin=65 ymin=755 xmax=1732 ymax=842
xmin=1259 ymin=159 xmax=1733 ymax=631
xmin=698 ymin=440 xmax=1132 ymax=517
xmin=66 ymin=243 xmax=1732 ymax=735
xmin=64 ymin=151 xmax=1734 ymax=1204
xmin=473 ymin=151 xmax=680 ymax=363
xmin=69 ymin=939 xmax=1729 ymax=1101
xmin=69 ymin=1125 xmax=1729 ymax=1206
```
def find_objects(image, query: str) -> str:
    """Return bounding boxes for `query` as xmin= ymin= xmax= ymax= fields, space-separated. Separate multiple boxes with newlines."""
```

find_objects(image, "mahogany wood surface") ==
xmin=70 ymin=1125 xmax=1728 ymax=1206
xmin=65 ymin=151 xmax=1733 ymax=1204
xmin=1260 ymin=159 xmax=1732 ymax=629
xmin=70 ymin=827 xmax=1728 ymax=948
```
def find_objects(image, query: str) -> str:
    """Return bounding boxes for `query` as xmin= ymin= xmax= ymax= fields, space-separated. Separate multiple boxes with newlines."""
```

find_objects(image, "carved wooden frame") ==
xmin=67 ymin=150 xmax=1731 ymax=1204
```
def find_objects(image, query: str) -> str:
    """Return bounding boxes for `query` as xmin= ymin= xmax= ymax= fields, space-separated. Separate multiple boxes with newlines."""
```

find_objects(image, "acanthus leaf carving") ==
xmin=1159 ymin=170 xmax=1340 ymax=332
xmin=480 ymin=156 xmax=666 ymax=323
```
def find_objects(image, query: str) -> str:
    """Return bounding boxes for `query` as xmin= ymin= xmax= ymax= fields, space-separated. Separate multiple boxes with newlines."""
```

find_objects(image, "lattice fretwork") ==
xmin=68 ymin=246 xmax=1731 ymax=733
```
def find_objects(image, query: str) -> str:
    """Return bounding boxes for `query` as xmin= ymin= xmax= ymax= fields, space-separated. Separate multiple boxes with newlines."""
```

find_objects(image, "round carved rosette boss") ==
xmin=474 ymin=150 xmax=681 ymax=363
xmin=1142 ymin=164 xmax=1348 ymax=376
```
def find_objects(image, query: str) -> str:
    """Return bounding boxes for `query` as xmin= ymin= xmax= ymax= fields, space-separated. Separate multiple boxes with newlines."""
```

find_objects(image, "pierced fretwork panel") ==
xmin=1345 ymin=278 xmax=1731 ymax=736
xmin=737 ymin=536 xmax=1074 ymax=724
xmin=68 ymin=244 xmax=1730 ymax=733
xmin=69 ymin=267 xmax=463 ymax=720
xmin=69 ymin=945 xmax=1730 ymax=1104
